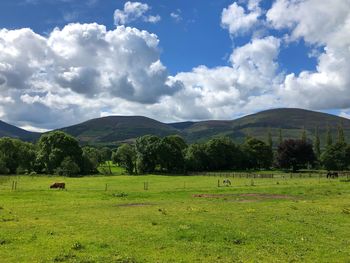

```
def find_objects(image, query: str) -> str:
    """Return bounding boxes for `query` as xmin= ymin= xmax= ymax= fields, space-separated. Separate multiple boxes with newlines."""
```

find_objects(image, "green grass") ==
xmin=1 ymin=174 xmax=350 ymax=262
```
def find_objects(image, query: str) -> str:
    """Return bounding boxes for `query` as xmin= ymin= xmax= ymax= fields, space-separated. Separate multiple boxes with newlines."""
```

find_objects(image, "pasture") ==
xmin=0 ymin=174 xmax=350 ymax=262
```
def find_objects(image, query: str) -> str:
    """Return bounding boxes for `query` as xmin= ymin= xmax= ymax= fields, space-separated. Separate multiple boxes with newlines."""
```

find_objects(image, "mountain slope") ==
xmin=0 ymin=120 xmax=40 ymax=141
xmin=59 ymin=116 xmax=180 ymax=145
xmin=180 ymin=108 xmax=350 ymax=144
xmin=2 ymin=108 xmax=350 ymax=145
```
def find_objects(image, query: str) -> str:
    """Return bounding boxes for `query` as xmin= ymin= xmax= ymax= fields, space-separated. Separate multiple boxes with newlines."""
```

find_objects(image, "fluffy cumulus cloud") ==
xmin=267 ymin=0 xmax=350 ymax=109
xmin=114 ymin=1 xmax=161 ymax=25
xmin=221 ymin=0 xmax=262 ymax=36
xmin=0 ymin=23 xmax=180 ymax=129
xmin=1 ymin=0 xmax=350 ymax=130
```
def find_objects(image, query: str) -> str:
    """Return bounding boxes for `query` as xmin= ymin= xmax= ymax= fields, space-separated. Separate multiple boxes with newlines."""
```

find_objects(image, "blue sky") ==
xmin=0 ymin=0 xmax=349 ymax=130
xmin=0 ymin=0 xmax=316 ymax=75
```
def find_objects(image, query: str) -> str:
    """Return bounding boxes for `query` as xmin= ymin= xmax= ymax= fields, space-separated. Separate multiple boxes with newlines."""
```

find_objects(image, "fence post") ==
xmin=217 ymin=179 xmax=220 ymax=187
xmin=105 ymin=184 xmax=108 ymax=191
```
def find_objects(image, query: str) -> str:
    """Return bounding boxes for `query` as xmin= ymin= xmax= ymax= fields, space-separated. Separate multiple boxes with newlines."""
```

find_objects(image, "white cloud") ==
xmin=267 ymin=0 xmax=350 ymax=110
xmin=221 ymin=1 xmax=261 ymax=36
xmin=114 ymin=1 xmax=161 ymax=25
xmin=0 ymin=23 xmax=180 ymax=129
xmin=170 ymin=9 xmax=182 ymax=23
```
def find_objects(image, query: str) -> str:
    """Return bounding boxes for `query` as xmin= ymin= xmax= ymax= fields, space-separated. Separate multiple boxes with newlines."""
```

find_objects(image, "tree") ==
xmin=205 ymin=137 xmax=242 ymax=170
xmin=314 ymin=126 xmax=321 ymax=159
xmin=0 ymin=138 xmax=36 ymax=174
xmin=0 ymin=153 xmax=9 ymax=174
xmin=301 ymin=127 xmax=307 ymax=142
xmin=278 ymin=128 xmax=283 ymax=145
xmin=82 ymin=146 xmax=102 ymax=174
xmin=56 ymin=157 xmax=81 ymax=177
xmin=100 ymin=147 xmax=112 ymax=163
xmin=337 ymin=122 xmax=345 ymax=144
xmin=114 ymin=144 xmax=136 ymax=174
xmin=326 ymin=126 xmax=333 ymax=147
xmin=267 ymin=129 xmax=273 ymax=150
xmin=36 ymin=131 xmax=83 ymax=174
xmin=135 ymin=135 xmax=161 ymax=174
xmin=157 ymin=135 xmax=187 ymax=173
xmin=185 ymin=144 xmax=209 ymax=171
xmin=276 ymin=139 xmax=316 ymax=172
xmin=321 ymin=142 xmax=350 ymax=171
xmin=242 ymin=138 xmax=273 ymax=169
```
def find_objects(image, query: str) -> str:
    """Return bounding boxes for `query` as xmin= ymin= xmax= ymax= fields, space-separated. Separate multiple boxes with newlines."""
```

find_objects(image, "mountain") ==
xmin=0 ymin=120 xmax=40 ymax=141
xmin=59 ymin=116 xmax=180 ymax=145
xmin=1 ymin=108 xmax=350 ymax=146
xmin=178 ymin=108 xmax=350 ymax=145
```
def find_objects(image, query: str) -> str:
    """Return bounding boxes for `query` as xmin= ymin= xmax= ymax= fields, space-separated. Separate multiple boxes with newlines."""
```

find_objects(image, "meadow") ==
xmin=0 ymin=173 xmax=350 ymax=262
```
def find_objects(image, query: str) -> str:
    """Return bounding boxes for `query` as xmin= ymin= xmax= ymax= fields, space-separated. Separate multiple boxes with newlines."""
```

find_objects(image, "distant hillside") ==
xmin=0 ymin=120 xmax=40 ymax=142
xmin=59 ymin=116 xmax=180 ymax=145
xmin=179 ymin=108 xmax=350 ymax=145
xmin=2 ymin=108 xmax=350 ymax=146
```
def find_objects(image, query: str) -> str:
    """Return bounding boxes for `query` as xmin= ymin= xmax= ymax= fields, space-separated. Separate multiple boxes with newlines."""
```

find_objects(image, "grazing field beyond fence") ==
xmin=0 ymin=174 xmax=350 ymax=262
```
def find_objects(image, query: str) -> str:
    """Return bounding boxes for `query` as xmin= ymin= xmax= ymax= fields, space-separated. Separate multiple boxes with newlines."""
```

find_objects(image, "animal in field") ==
xmin=326 ymin=172 xmax=339 ymax=179
xmin=50 ymin=182 xmax=65 ymax=189
xmin=223 ymin=179 xmax=231 ymax=186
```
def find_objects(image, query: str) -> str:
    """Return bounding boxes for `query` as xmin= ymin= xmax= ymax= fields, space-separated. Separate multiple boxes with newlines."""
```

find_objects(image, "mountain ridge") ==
xmin=1 ymin=108 xmax=350 ymax=145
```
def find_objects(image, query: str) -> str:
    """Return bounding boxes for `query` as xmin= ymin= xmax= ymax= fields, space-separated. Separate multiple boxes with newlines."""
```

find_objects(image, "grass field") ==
xmin=1 ymin=174 xmax=350 ymax=262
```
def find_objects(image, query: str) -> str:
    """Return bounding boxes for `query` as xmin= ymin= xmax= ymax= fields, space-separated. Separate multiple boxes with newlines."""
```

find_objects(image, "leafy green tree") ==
xmin=301 ymin=127 xmax=307 ymax=142
xmin=276 ymin=139 xmax=316 ymax=172
xmin=82 ymin=146 xmax=102 ymax=174
xmin=185 ymin=143 xmax=209 ymax=171
xmin=326 ymin=126 xmax=333 ymax=147
xmin=115 ymin=144 xmax=136 ymax=174
xmin=135 ymin=135 xmax=161 ymax=174
xmin=56 ymin=157 xmax=81 ymax=177
xmin=242 ymin=138 xmax=273 ymax=169
xmin=314 ymin=126 xmax=321 ymax=159
xmin=205 ymin=137 xmax=242 ymax=170
xmin=157 ymin=135 xmax=187 ymax=173
xmin=100 ymin=147 xmax=112 ymax=163
xmin=0 ymin=153 xmax=9 ymax=174
xmin=321 ymin=142 xmax=350 ymax=171
xmin=36 ymin=131 xmax=83 ymax=174
xmin=278 ymin=128 xmax=283 ymax=145
xmin=0 ymin=138 xmax=18 ymax=174
xmin=267 ymin=129 xmax=273 ymax=150
xmin=337 ymin=123 xmax=345 ymax=144
xmin=0 ymin=138 xmax=36 ymax=174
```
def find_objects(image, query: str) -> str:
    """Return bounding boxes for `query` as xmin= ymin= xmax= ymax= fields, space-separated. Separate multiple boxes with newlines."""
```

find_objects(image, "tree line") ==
xmin=0 ymin=125 xmax=349 ymax=176
xmin=0 ymin=131 xmax=111 ymax=176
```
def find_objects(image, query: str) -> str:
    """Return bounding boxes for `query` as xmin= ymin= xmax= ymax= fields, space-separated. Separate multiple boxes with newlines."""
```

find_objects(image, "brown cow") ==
xmin=50 ymin=182 xmax=65 ymax=189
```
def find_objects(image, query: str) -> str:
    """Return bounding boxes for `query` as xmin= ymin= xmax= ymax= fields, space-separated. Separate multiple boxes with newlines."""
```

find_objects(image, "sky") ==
xmin=0 ymin=0 xmax=350 ymax=131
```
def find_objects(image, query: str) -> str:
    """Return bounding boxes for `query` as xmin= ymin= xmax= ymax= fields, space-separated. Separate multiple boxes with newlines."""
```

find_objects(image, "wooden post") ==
xmin=217 ymin=179 xmax=220 ymax=187
xmin=11 ymin=181 xmax=14 ymax=190
xmin=105 ymin=184 xmax=108 ymax=191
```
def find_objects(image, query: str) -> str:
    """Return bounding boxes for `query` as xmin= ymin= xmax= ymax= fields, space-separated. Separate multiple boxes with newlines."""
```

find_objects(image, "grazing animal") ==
xmin=327 ymin=172 xmax=339 ymax=179
xmin=50 ymin=182 xmax=65 ymax=189
xmin=223 ymin=179 xmax=231 ymax=186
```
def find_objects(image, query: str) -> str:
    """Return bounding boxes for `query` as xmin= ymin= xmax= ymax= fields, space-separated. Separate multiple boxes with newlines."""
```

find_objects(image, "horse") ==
xmin=223 ymin=179 xmax=231 ymax=186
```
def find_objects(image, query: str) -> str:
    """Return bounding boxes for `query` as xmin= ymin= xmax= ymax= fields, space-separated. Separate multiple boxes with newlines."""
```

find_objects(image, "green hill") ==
xmin=0 ymin=120 xmax=40 ymax=142
xmin=1 ymin=108 xmax=350 ymax=146
xmin=179 ymin=108 xmax=350 ymax=145
xmin=59 ymin=116 xmax=180 ymax=145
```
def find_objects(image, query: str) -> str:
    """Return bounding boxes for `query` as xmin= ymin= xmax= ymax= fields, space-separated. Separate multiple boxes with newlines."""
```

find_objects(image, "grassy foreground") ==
xmin=0 ymin=174 xmax=350 ymax=262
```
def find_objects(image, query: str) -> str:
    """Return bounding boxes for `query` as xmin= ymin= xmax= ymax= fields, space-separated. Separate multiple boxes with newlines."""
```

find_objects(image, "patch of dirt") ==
xmin=116 ymin=203 xmax=155 ymax=207
xmin=239 ymin=193 xmax=293 ymax=199
xmin=193 ymin=193 xmax=295 ymax=201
